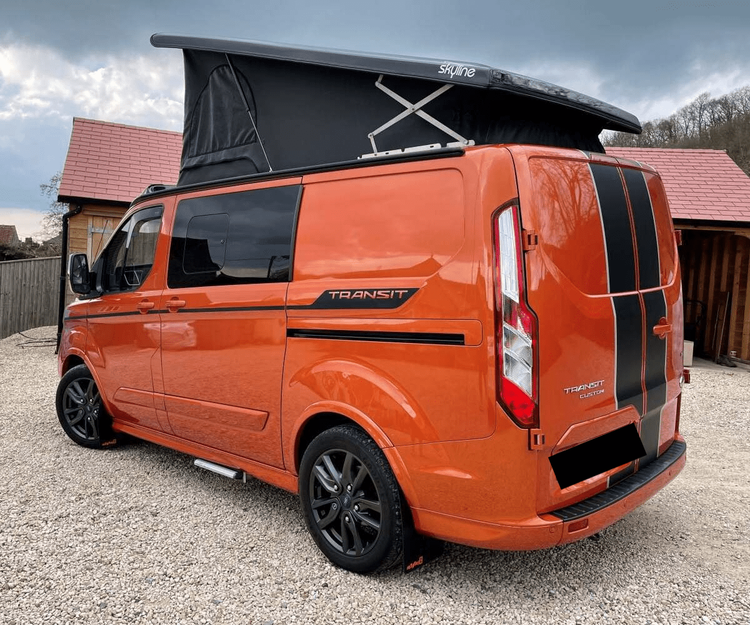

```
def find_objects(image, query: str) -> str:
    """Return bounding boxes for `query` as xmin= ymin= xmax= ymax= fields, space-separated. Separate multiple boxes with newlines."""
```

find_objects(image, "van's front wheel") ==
xmin=56 ymin=364 xmax=111 ymax=449
xmin=299 ymin=425 xmax=403 ymax=573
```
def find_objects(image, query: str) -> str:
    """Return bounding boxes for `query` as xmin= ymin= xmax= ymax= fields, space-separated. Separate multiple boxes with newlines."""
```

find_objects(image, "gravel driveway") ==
xmin=1 ymin=327 xmax=748 ymax=624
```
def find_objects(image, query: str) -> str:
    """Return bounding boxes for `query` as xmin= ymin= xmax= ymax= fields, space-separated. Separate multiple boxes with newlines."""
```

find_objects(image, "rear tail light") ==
xmin=494 ymin=205 xmax=538 ymax=428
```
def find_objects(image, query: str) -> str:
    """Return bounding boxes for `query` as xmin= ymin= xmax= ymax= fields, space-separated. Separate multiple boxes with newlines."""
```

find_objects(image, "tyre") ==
xmin=299 ymin=425 xmax=403 ymax=573
xmin=55 ymin=364 xmax=111 ymax=449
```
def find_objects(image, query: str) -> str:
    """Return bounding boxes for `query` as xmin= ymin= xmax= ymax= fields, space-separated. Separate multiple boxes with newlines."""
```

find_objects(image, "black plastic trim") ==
xmin=134 ymin=148 xmax=465 ymax=204
xmin=287 ymin=328 xmax=465 ymax=346
xmin=550 ymin=439 xmax=686 ymax=522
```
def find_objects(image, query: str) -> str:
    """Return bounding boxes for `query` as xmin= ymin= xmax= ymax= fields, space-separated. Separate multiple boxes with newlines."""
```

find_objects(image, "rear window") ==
xmin=527 ymin=158 xmax=676 ymax=295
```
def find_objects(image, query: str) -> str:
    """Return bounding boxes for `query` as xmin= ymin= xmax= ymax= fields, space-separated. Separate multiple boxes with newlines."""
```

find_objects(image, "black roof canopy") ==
xmin=152 ymin=34 xmax=642 ymax=185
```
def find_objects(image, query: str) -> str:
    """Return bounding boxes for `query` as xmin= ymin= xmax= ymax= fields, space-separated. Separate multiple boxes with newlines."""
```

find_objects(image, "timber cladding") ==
xmin=68 ymin=205 xmax=124 ymax=259
xmin=680 ymin=230 xmax=750 ymax=361
xmin=0 ymin=256 xmax=61 ymax=339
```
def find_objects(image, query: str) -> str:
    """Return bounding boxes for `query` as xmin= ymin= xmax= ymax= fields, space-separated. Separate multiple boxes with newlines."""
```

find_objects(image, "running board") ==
xmin=194 ymin=458 xmax=246 ymax=482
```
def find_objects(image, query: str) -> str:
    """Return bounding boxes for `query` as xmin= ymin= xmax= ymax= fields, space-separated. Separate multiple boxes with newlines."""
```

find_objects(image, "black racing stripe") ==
xmin=643 ymin=290 xmax=669 ymax=412
xmin=609 ymin=461 xmax=635 ymax=486
xmin=613 ymin=294 xmax=643 ymax=415
xmin=639 ymin=409 xmax=662 ymax=467
xmin=623 ymin=168 xmax=660 ymax=289
xmin=590 ymin=163 xmax=636 ymax=293
xmin=643 ymin=290 xmax=668 ymax=413
xmin=641 ymin=290 xmax=669 ymax=465
xmin=287 ymin=328 xmax=465 ymax=346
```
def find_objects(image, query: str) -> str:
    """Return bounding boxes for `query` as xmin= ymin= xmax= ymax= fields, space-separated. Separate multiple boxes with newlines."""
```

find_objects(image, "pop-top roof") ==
xmin=606 ymin=147 xmax=750 ymax=223
xmin=152 ymin=34 xmax=642 ymax=186
xmin=152 ymin=34 xmax=641 ymax=134
xmin=58 ymin=118 xmax=182 ymax=205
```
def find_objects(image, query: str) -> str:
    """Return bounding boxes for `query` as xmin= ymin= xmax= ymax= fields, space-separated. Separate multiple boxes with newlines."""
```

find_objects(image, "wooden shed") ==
xmin=57 ymin=117 xmax=181 ymax=263
xmin=608 ymin=148 xmax=750 ymax=362
xmin=56 ymin=118 xmax=181 ymax=306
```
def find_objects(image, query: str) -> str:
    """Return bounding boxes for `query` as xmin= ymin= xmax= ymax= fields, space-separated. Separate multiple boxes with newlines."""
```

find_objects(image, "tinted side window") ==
xmin=100 ymin=206 xmax=163 ymax=293
xmin=168 ymin=185 xmax=301 ymax=289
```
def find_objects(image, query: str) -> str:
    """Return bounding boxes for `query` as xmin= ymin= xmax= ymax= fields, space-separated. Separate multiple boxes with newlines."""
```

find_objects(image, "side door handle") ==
xmin=137 ymin=299 xmax=155 ymax=314
xmin=165 ymin=298 xmax=187 ymax=313
xmin=653 ymin=317 xmax=672 ymax=339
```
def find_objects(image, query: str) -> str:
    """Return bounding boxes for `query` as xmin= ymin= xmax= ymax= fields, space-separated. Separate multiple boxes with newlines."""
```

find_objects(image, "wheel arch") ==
xmin=58 ymin=350 xmax=116 ymax=418
xmin=289 ymin=406 xmax=420 ymax=509
xmin=60 ymin=353 xmax=86 ymax=375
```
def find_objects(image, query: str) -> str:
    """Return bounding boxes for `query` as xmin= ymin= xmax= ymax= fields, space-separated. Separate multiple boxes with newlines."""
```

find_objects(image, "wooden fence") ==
xmin=0 ymin=256 xmax=61 ymax=339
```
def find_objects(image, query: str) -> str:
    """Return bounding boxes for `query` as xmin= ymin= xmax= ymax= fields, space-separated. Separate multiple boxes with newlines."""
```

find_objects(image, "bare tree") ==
xmin=604 ymin=86 xmax=750 ymax=176
xmin=39 ymin=172 xmax=67 ymax=240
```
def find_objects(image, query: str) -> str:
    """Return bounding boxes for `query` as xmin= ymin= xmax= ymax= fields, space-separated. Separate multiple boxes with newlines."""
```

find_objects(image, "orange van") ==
xmin=57 ymin=36 xmax=686 ymax=573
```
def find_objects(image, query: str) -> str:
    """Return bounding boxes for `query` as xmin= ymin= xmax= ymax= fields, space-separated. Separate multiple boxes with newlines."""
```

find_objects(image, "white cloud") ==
xmin=514 ymin=57 xmax=750 ymax=123
xmin=0 ymin=43 xmax=183 ymax=130
xmin=0 ymin=207 xmax=46 ymax=241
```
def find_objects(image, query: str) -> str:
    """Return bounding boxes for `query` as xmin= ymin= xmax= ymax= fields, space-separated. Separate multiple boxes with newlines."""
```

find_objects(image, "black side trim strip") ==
xmin=180 ymin=306 xmax=286 ymax=313
xmin=550 ymin=439 xmax=686 ymax=522
xmin=287 ymin=328 xmax=465 ymax=346
xmin=86 ymin=311 xmax=147 ymax=320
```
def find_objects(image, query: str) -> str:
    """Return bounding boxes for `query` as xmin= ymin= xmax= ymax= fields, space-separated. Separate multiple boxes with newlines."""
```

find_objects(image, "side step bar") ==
xmin=194 ymin=458 xmax=246 ymax=482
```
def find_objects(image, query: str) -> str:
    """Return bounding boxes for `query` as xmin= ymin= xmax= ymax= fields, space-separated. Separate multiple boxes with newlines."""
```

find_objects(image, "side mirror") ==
xmin=68 ymin=253 xmax=91 ymax=295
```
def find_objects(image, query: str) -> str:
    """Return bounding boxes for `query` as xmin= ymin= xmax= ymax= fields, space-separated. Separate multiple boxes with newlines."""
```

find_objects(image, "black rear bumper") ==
xmin=550 ymin=439 xmax=686 ymax=522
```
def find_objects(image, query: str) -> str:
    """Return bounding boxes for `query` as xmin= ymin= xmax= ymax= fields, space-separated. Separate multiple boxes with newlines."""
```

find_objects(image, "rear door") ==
xmin=511 ymin=148 xmax=682 ymax=509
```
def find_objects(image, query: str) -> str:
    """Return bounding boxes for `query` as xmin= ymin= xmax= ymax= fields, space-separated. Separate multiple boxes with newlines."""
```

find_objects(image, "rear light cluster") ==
xmin=494 ymin=205 xmax=538 ymax=428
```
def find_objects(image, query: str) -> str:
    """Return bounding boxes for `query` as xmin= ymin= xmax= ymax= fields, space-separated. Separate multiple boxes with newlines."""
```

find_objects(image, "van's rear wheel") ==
xmin=56 ymin=364 xmax=111 ymax=449
xmin=299 ymin=425 xmax=403 ymax=573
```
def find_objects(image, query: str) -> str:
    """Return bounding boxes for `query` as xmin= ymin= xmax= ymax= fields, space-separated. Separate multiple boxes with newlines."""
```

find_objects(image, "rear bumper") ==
xmin=411 ymin=437 xmax=686 ymax=550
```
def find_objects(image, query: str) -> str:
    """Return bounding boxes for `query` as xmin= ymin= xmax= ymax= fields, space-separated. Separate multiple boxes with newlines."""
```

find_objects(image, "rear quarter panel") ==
xmin=282 ymin=151 xmax=518 ymax=471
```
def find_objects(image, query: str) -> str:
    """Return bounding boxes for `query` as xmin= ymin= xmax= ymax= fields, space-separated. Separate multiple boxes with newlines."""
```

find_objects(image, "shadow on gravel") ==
xmin=103 ymin=436 xmax=687 ymax=591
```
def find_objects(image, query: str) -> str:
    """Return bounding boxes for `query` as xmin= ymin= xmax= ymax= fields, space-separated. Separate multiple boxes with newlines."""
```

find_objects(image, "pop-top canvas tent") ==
xmin=151 ymin=34 xmax=642 ymax=186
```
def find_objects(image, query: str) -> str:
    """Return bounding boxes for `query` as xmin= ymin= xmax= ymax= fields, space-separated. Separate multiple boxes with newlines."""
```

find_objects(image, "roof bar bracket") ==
xmin=367 ymin=75 xmax=475 ymax=153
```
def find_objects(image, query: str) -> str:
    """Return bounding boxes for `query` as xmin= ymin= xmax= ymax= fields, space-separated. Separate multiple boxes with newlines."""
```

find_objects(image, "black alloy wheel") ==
xmin=55 ymin=364 xmax=111 ymax=449
xmin=300 ymin=425 xmax=403 ymax=573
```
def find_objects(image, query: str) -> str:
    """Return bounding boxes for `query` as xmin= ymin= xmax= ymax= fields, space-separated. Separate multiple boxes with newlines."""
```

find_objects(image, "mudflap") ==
xmin=401 ymin=505 xmax=445 ymax=573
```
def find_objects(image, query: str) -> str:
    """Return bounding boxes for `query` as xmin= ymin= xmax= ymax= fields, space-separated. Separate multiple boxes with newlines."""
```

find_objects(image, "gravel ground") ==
xmin=1 ymin=326 xmax=749 ymax=625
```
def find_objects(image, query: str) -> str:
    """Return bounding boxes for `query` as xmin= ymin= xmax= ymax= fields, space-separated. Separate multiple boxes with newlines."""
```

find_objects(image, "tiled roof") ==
xmin=0 ymin=225 xmax=20 ymax=246
xmin=606 ymin=147 xmax=750 ymax=223
xmin=58 ymin=118 xmax=182 ymax=205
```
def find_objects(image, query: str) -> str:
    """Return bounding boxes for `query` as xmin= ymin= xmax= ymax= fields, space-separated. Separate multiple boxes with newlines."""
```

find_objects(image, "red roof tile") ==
xmin=606 ymin=147 xmax=750 ymax=223
xmin=59 ymin=122 xmax=750 ymax=224
xmin=58 ymin=118 xmax=182 ymax=204
xmin=0 ymin=225 xmax=20 ymax=246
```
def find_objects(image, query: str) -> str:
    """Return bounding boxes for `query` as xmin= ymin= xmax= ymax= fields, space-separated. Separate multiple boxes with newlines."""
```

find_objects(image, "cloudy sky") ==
xmin=2 ymin=0 xmax=750 ymax=240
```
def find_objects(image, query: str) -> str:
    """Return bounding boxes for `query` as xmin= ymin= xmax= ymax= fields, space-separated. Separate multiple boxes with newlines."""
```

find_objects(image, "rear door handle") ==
xmin=653 ymin=317 xmax=672 ymax=339
xmin=166 ymin=298 xmax=187 ymax=312
xmin=137 ymin=299 xmax=155 ymax=314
